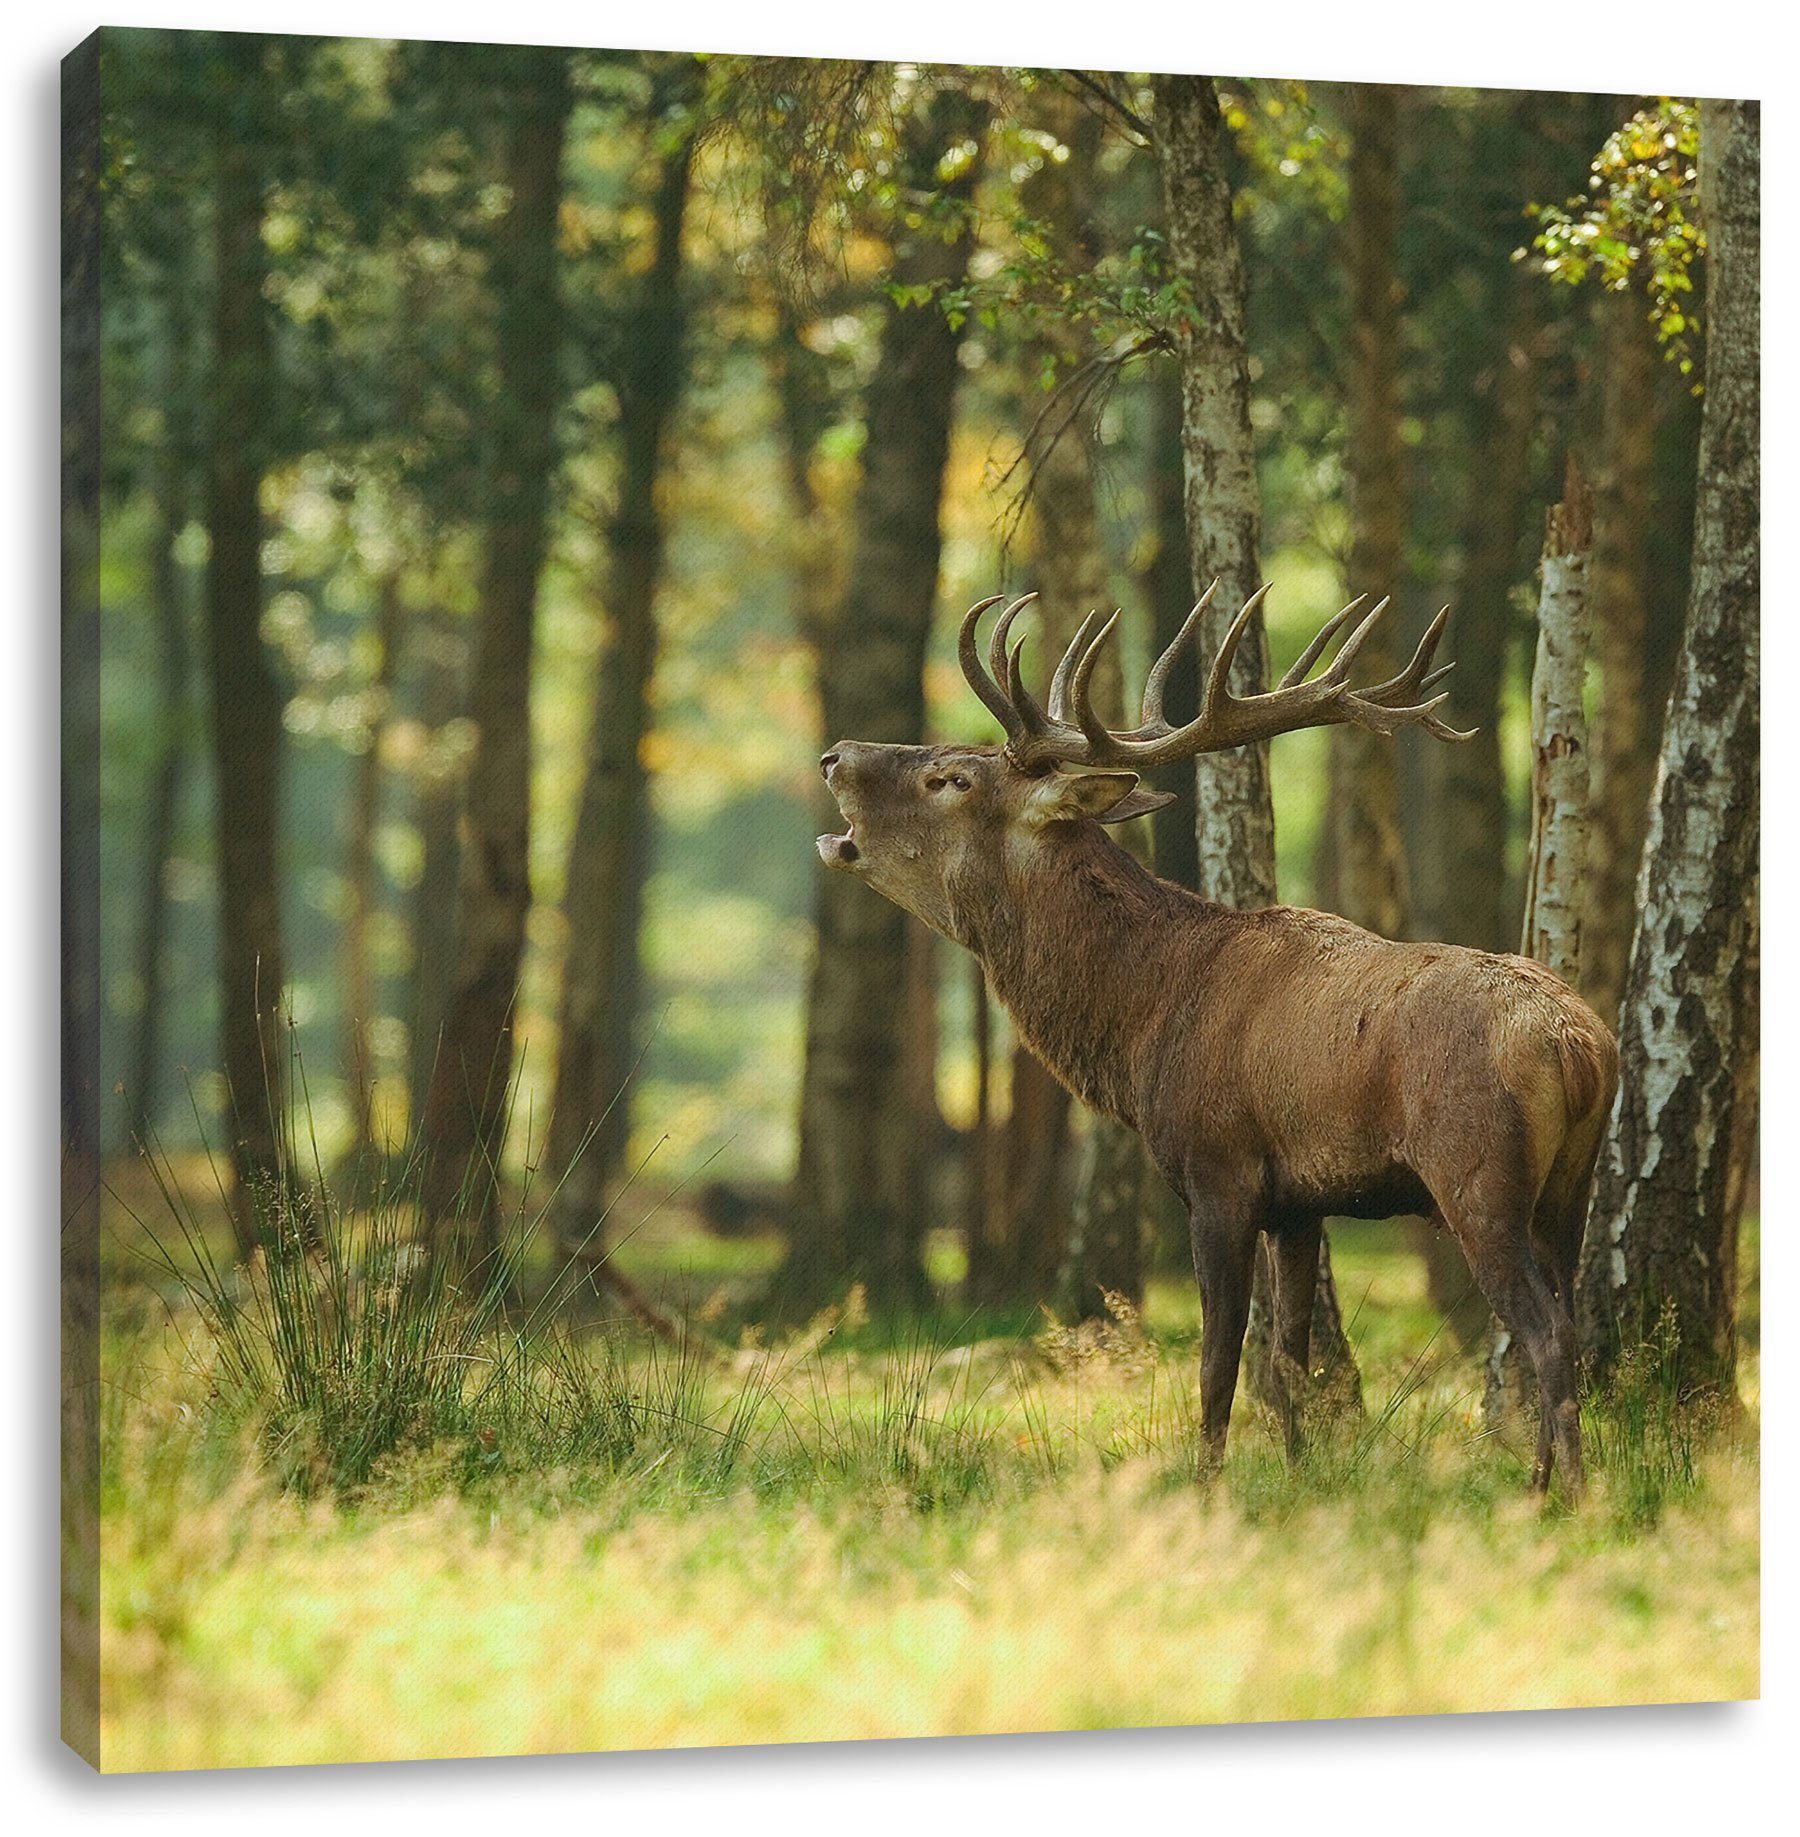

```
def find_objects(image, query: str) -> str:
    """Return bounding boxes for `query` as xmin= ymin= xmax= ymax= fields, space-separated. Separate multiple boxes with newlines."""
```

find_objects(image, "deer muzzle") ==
xmin=817 ymin=747 xmax=861 ymax=867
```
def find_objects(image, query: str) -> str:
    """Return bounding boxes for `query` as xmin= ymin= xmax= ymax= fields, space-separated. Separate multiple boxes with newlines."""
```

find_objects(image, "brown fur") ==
xmin=818 ymin=739 xmax=1618 ymax=1494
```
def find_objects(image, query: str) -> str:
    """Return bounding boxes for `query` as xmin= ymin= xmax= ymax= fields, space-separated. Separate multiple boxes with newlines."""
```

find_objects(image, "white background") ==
xmin=5 ymin=2 xmax=1787 ymax=1827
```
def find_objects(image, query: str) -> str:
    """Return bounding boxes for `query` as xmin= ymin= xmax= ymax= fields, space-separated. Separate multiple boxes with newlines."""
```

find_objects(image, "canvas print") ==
xmin=61 ymin=29 xmax=1760 ymax=1770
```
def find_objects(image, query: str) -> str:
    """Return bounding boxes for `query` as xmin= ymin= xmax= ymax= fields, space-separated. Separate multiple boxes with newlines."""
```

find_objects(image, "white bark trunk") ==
xmin=1576 ymin=99 xmax=1760 ymax=1394
xmin=1152 ymin=73 xmax=1273 ymax=910
xmin=1488 ymin=462 xmax=1596 ymax=1424
xmin=1520 ymin=463 xmax=1594 ymax=986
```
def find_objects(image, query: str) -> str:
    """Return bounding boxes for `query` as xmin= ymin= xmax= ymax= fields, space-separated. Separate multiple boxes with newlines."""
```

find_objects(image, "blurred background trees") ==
xmin=777 ymin=71 xmax=991 ymax=1312
xmin=545 ymin=54 xmax=703 ymax=1258
xmin=93 ymin=35 xmax=1754 ymax=1387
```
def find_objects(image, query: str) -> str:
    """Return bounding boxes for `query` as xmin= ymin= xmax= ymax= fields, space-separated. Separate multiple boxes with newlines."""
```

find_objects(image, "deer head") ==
xmin=817 ymin=584 xmax=1470 ymax=941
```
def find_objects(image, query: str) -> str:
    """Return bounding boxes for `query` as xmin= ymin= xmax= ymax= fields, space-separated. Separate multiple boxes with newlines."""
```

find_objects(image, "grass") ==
xmin=93 ymin=1151 xmax=1761 ymax=1772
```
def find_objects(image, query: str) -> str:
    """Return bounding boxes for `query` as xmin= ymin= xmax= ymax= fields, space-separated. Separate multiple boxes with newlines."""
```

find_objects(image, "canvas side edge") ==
xmin=61 ymin=23 xmax=104 ymax=1776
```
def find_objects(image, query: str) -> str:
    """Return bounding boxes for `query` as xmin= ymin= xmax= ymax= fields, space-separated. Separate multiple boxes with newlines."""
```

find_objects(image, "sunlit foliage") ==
xmin=1529 ymin=100 xmax=1704 ymax=380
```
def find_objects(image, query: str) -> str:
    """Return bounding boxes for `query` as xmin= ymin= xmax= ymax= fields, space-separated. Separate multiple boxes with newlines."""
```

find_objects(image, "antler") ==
xmin=957 ymin=583 xmax=1475 ymax=771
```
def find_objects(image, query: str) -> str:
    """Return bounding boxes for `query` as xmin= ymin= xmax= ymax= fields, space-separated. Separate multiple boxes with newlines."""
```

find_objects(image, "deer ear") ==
xmin=1094 ymin=785 xmax=1177 ymax=824
xmin=1025 ymin=771 xmax=1156 ymax=826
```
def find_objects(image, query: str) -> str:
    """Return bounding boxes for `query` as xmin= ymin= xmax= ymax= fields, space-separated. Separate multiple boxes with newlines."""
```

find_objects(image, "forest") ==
xmin=63 ymin=31 xmax=1760 ymax=1766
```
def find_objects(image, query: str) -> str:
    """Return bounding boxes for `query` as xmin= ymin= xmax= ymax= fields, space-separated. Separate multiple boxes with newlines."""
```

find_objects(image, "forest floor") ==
xmin=93 ymin=1165 xmax=1761 ymax=1771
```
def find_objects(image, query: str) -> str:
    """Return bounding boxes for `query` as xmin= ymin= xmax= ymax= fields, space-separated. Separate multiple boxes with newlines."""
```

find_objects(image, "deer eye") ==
xmin=949 ymin=773 xmax=971 ymax=792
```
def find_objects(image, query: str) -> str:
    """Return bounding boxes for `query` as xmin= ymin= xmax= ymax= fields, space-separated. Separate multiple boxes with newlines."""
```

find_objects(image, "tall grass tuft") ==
xmin=136 ymin=1146 xmax=518 ymax=1491
xmin=122 ymin=1052 xmax=733 ymax=1496
xmin=781 ymin=1320 xmax=1013 ymax=1511
xmin=1582 ymin=1302 xmax=1714 ymax=1527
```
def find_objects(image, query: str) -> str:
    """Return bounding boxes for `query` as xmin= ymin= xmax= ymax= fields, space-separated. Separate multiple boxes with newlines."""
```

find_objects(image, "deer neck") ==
xmin=962 ymin=824 xmax=1228 ymax=1125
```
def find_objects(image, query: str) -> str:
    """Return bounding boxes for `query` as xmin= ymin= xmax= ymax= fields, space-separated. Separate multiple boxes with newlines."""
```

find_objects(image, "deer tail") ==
xmin=1553 ymin=1020 xmax=1618 ymax=1127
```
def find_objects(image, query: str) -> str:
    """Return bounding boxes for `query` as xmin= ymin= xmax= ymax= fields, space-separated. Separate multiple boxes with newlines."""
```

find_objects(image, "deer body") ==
xmin=818 ymin=592 xmax=1617 ymax=1494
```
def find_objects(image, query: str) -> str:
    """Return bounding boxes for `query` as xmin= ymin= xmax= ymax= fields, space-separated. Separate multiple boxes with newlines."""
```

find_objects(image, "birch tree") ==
xmin=1153 ymin=72 xmax=1358 ymax=1413
xmin=1577 ymin=99 xmax=1760 ymax=1397
xmin=1143 ymin=369 xmax=1201 ymax=893
xmin=1487 ymin=460 xmax=1594 ymax=1424
xmin=1519 ymin=460 xmax=1593 ymax=985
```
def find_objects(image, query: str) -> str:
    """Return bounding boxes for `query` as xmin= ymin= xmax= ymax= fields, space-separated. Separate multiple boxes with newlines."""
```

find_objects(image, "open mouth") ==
xmin=817 ymin=757 xmax=862 ymax=867
xmin=817 ymin=780 xmax=861 ymax=866
xmin=816 ymin=818 xmax=860 ymax=867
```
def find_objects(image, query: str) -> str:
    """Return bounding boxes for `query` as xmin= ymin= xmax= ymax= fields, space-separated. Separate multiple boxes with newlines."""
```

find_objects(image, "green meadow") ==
xmin=96 ymin=1165 xmax=1759 ymax=1770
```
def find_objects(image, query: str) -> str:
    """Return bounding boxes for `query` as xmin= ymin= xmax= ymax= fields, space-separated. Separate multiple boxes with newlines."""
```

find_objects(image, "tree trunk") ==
xmin=1519 ymin=461 xmax=1594 ymax=983
xmin=1577 ymin=99 xmax=1760 ymax=1400
xmin=1153 ymin=74 xmax=1274 ymax=906
xmin=1583 ymin=284 xmax=1659 ymax=1028
xmin=547 ymin=116 xmax=695 ymax=1252
xmin=984 ymin=1054 xmax=1073 ymax=1302
xmin=1646 ymin=341 xmax=1704 ymax=694
xmin=1144 ymin=367 xmax=1201 ymax=894
xmin=1046 ymin=576 xmax=1146 ymax=1312
xmin=419 ymin=52 xmax=571 ymax=1259
xmin=1029 ymin=378 xmax=1146 ymax=1316
xmin=1140 ymin=369 xmax=1203 ymax=1274
xmin=204 ymin=36 xmax=288 ymax=1253
xmin=767 ymin=292 xmax=846 ymax=652
xmin=780 ymin=89 xmax=988 ymax=1313
xmin=406 ymin=612 xmax=468 ymax=1127
xmin=1328 ymin=85 xmax=1472 ymax=1357
xmin=1062 ymin=1117 xmax=1146 ymax=1321
xmin=1724 ymin=895 xmax=1760 ymax=1235
xmin=1327 ymin=83 xmax=1409 ymax=942
xmin=1487 ymin=460 xmax=1595 ymax=1423
xmin=1154 ymin=72 xmax=1359 ymax=1412
xmin=342 ymin=571 xmax=403 ymax=1161
xmin=966 ymin=955 xmax=994 ymax=1283
xmin=990 ymin=86 xmax=1141 ymax=1318
xmin=125 ymin=274 xmax=194 ymax=1144
xmin=965 ymin=1020 xmax=1074 ymax=1308
xmin=1416 ymin=285 xmax=1537 ymax=954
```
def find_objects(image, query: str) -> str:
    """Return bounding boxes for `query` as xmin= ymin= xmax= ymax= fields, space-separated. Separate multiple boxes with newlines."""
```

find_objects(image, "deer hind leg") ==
xmin=1442 ymin=1196 xmax=1584 ymax=1499
xmin=1522 ymin=1137 xmax=1600 ymax=1498
xmin=1187 ymin=1197 xmax=1261 ymax=1471
xmin=1530 ymin=1124 xmax=1604 ymax=1309
xmin=1268 ymin=1217 xmax=1322 ymax=1461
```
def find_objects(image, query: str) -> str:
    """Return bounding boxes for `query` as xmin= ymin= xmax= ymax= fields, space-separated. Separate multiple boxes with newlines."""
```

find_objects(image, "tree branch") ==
xmin=1061 ymin=70 xmax=1155 ymax=147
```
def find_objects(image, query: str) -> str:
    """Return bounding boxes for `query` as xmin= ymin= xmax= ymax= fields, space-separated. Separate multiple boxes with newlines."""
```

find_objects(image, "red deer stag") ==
xmin=817 ymin=587 xmax=1617 ymax=1495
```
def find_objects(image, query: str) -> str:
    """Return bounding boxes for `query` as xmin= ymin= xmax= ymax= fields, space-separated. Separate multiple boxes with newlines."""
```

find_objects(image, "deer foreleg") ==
xmin=1269 ymin=1218 xmax=1323 ymax=1460
xmin=1188 ymin=1197 xmax=1260 ymax=1470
